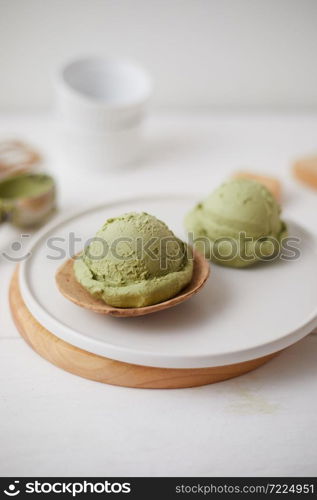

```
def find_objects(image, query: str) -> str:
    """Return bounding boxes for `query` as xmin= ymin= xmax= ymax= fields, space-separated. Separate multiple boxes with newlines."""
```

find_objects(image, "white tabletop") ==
xmin=0 ymin=112 xmax=317 ymax=476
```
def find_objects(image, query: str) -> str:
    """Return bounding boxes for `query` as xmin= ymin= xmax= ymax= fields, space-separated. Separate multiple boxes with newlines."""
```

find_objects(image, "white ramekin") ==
xmin=55 ymin=57 xmax=152 ymax=132
xmin=57 ymin=120 xmax=144 ymax=171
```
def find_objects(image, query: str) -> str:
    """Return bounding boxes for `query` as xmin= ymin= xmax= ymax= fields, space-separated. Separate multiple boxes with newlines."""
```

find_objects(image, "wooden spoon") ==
xmin=55 ymin=250 xmax=210 ymax=317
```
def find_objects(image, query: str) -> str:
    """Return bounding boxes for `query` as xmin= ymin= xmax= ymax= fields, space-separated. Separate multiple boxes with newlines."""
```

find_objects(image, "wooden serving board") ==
xmin=9 ymin=268 xmax=280 ymax=389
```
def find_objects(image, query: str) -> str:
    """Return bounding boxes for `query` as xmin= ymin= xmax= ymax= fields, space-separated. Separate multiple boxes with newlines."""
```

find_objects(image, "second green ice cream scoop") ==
xmin=74 ymin=212 xmax=193 ymax=307
xmin=185 ymin=178 xmax=287 ymax=268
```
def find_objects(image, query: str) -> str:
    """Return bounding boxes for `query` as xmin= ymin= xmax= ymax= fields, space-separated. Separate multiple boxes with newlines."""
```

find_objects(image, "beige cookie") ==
xmin=0 ymin=140 xmax=41 ymax=180
xmin=293 ymin=155 xmax=317 ymax=190
xmin=232 ymin=171 xmax=281 ymax=202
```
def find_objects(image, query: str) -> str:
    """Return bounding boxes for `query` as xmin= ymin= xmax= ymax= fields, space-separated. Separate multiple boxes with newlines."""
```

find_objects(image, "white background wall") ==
xmin=1 ymin=0 xmax=317 ymax=111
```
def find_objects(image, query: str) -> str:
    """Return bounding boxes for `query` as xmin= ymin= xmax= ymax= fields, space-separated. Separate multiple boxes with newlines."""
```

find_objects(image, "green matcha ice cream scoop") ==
xmin=74 ymin=212 xmax=193 ymax=307
xmin=185 ymin=178 xmax=287 ymax=268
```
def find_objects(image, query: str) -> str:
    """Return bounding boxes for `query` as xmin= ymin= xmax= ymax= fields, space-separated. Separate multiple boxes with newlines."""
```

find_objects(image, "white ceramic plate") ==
xmin=19 ymin=195 xmax=317 ymax=369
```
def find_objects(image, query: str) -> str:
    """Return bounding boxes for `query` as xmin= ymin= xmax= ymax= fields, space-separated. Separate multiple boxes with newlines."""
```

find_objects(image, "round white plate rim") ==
xmin=19 ymin=194 xmax=317 ymax=369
